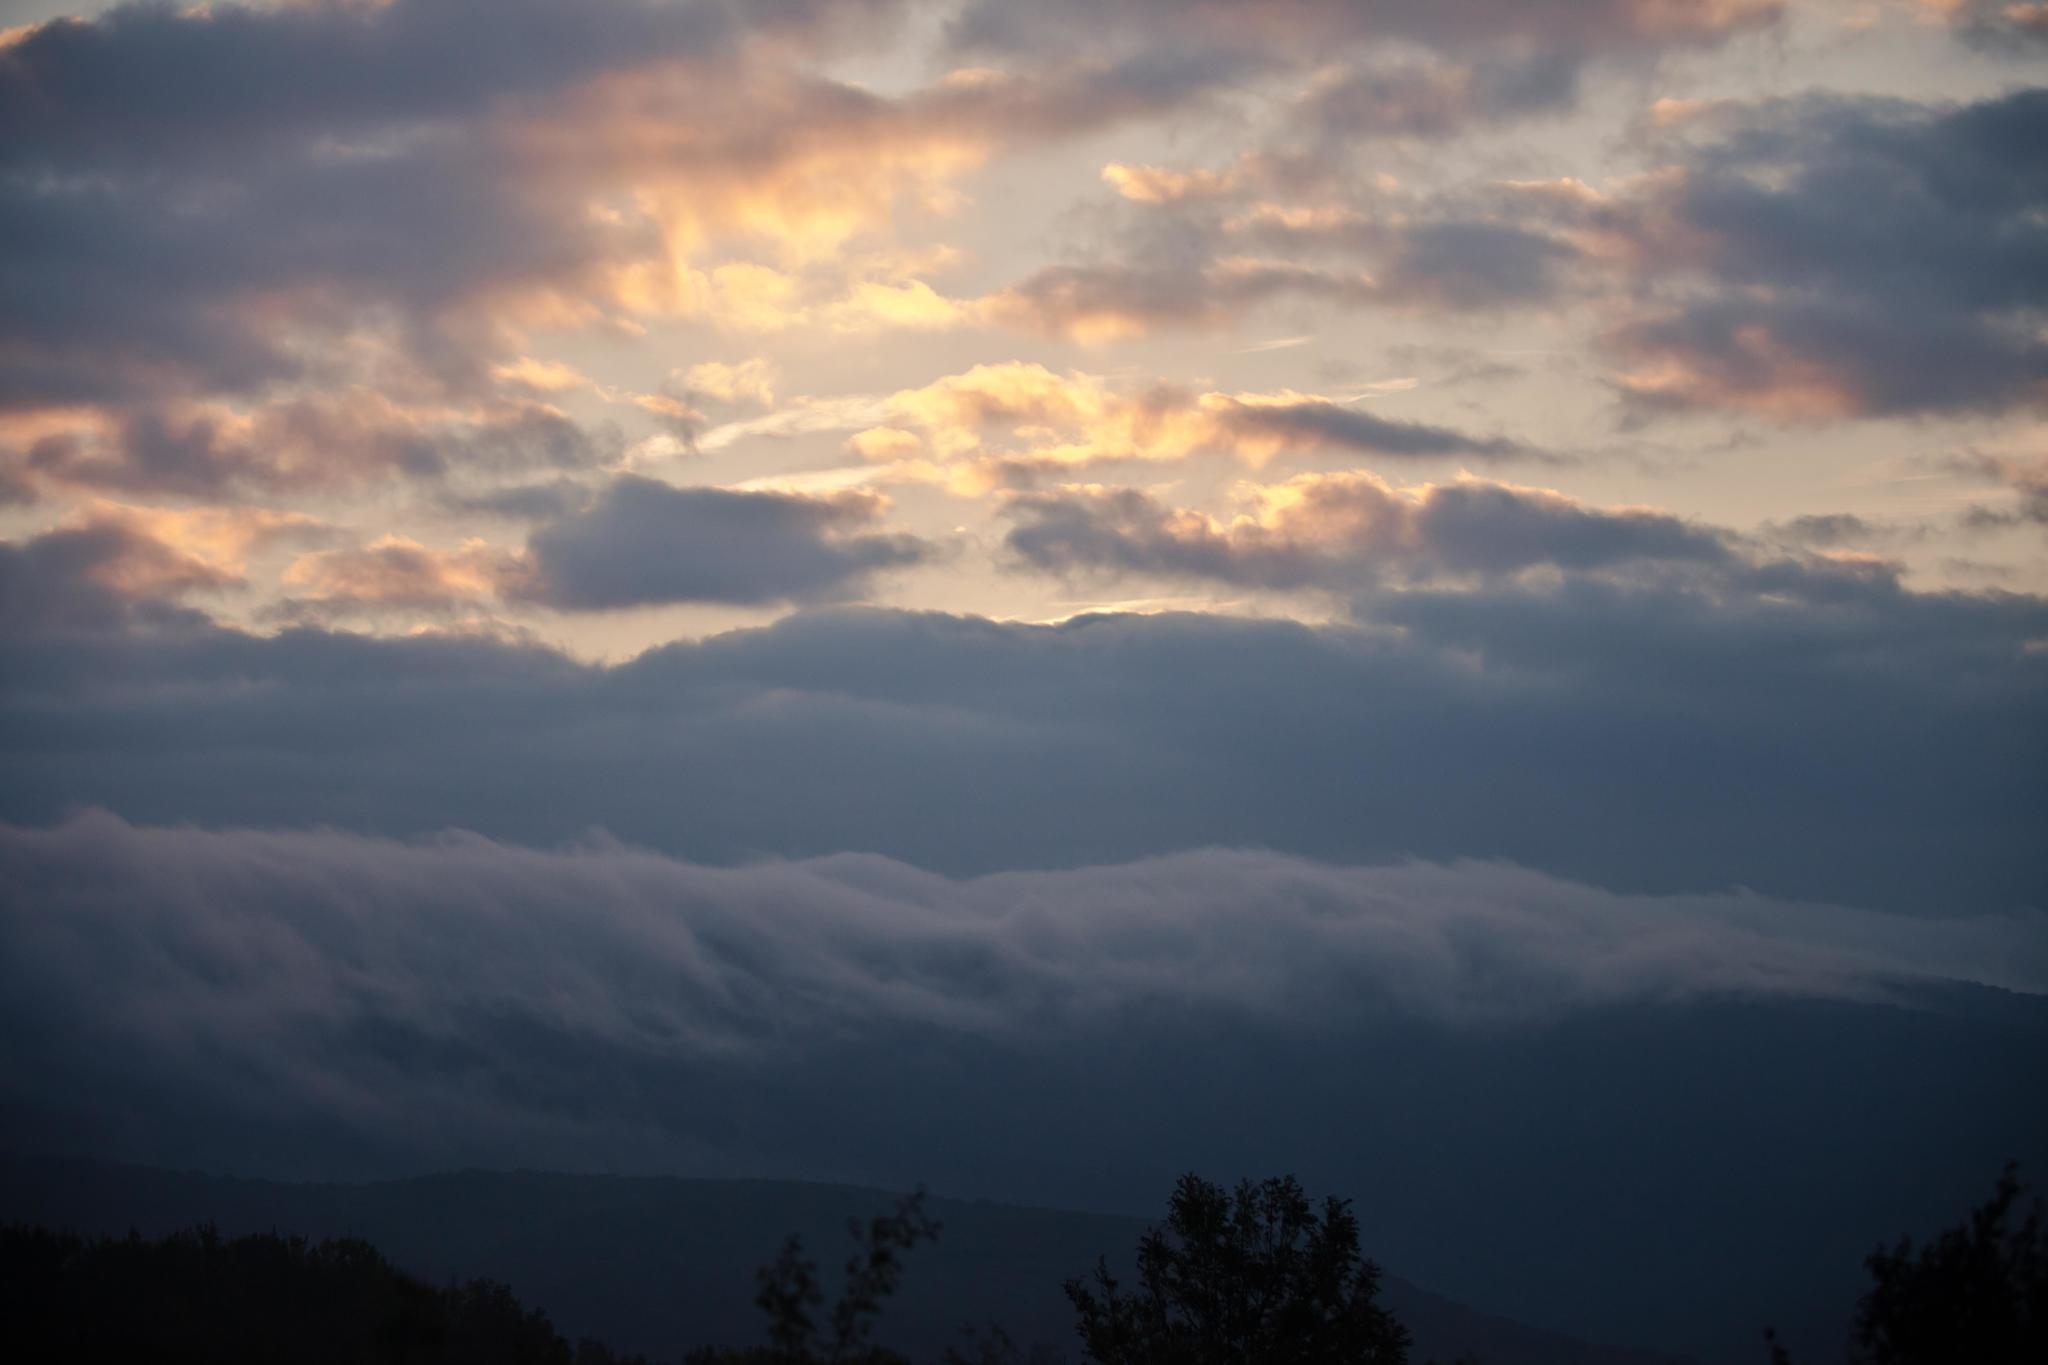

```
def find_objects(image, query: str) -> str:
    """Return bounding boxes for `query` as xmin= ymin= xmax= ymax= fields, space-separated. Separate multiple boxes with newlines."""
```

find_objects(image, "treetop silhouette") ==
xmin=1064 ymin=1173 xmax=1411 ymax=1365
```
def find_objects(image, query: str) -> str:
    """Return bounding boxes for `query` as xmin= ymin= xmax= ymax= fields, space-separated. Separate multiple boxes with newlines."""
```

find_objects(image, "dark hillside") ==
xmin=0 ymin=1157 xmax=1692 ymax=1365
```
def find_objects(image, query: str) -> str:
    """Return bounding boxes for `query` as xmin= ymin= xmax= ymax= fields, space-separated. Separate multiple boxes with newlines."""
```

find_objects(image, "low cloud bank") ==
xmin=5 ymin=811 xmax=2043 ymax=1363
xmin=3 ymin=812 xmax=2041 ymax=1154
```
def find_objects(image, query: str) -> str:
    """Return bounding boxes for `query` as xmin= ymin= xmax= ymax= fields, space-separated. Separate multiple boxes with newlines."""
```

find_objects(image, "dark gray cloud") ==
xmin=1220 ymin=399 xmax=1540 ymax=461
xmin=1410 ymin=480 xmax=1729 ymax=571
xmin=0 ymin=458 xmax=36 ymax=507
xmin=1003 ymin=476 xmax=1729 ymax=589
xmin=940 ymin=0 xmax=1782 ymax=181
xmin=1942 ymin=453 xmax=2048 ymax=532
xmin=1761 ymin=512 xmax=1921 ymax=550
xmin=0 ymin=0 xmax=740 ymax=168
xmin=510 ymin=475 xmax=930 ymax=609
xmin=988 ymin=259 xmax=1377 ymax=338
xmin=440 ymin=476 xmax=600 ymax=523
xmin=0 ymin=103 xmax=625 ymax=406
xmin=1593 ymin=88 xmax=2048 ymax=418
xmin=1005 ymin=486 xmax=1322 ymax=588
xmin=1292 ymin=51 xmax=1582 ymax=139
xmin=1940 ymin=0 xmax=2048 ymax=52
xmin=0 ymin=517 xmax=223 ymax=634
xmin=950 ymin=0 xmax=1780 ymax=58
xmin=988 ymin=144 xmax=1583 ymax=339
xmin=949 ymin=0 xmax=1779 ymax=137
xmin=912 ymin=43 xmax=1259 ymax=138
xmin=14 ymin=399 xmax=617 ymax=499
xmin=1 ymin=580 xmax=2040 ymax=915
xmin=1373 ymin=219 xmax=1574 ymax=308
xmin=990 ymin=197 xmax=1575 ymax=336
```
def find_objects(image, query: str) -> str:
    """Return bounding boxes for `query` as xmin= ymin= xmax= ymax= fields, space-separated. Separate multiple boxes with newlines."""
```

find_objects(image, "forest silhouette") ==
xmin=3 ymin=1169 xmax=2039 ymax=1364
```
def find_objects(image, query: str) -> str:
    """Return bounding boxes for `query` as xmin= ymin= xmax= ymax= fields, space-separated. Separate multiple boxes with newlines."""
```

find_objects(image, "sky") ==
xmin=1 ymin=2 xmax=2045 ymax=1360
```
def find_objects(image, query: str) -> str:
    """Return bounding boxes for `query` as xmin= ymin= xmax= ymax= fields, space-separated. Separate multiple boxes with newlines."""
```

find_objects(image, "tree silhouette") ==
xmin=1766 ymin=1163 xmax=2045 ymax=1364
xmin=1064 ymin=1173 xmax=1410 ymax=1365
xmin=689 ymin=1188 xmax=942 ymax=1365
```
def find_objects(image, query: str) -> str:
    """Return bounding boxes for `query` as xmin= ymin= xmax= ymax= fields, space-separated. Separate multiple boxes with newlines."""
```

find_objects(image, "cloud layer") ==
xmin=986 ymin=84 xmax=2048 ymax=421
xmin=3 ymin=584 xmax=2041 ymax=916
xmin=3 ymin=806 xmax=2041 ymax=1365
xmin=3 ymin=808 xmax=2039 ymax=1158
xmin=1003 ymin=473 xmax=1730 ymax=589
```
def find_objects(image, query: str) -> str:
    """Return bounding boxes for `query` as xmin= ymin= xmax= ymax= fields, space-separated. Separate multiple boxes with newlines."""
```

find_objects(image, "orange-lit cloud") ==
xmin=1604 ymin=325 xmax=1873 ymax=422
xmin=492 ymin=357 xmax=594 ymax=395
xmin=679 ymin=358 xmax=778 ymax=409
xmin=280 ymin=536 xmax=517 ymax=616
xmin=849 ymin=363 xmax=1533 ymax=487
xmin=6 ymin=500 xmax=329 ymax=621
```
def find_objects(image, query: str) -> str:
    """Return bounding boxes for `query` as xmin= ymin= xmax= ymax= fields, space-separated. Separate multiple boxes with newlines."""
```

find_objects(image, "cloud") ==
xmin=985 ymin=258 xmax=1384 ymax=342
xmin=1290 ymin=51 xmax=1582 ymax=139
xmin=0 ymin=472 xmax=932 ymax=624
xmin=986 ymin=84 xmax=2047 ymax=425
xmin=0 ymin=0 xmax=1210 ymax=416
xmin=632 ymin=358 xmax=786 ymax=445
xmin=983 ymin=160 xmax=1579 ymax=340
xmin=849 ymin=363 xmax=1538 ymax=485
xmin=0 ymin=85 xmax=619 ymax=406
xmin=11 ymin=395 xmax=617 ymax=500
xmin=0 ymin=519 xmax=224 ymax=634
xmin=696 ymin=394 xmax=898 ymax=453
xmin=1003 ymin=473 xmax=1730 ymax=590
xmin=951 ymin=0 xmax=1781 ymax=56
xmin=910 ymin=47 xmax=1255 ymax=139
xmin=0 ymin=500 xmax=320 ymax=632
xmin=277 ymin=536 xmax=517 ymax=619
xmin=1934 ymin=0 xmax=2048 ymax=50
xmin=0 ymin=809 xmax=2038 ymax=1162
xmin=1942 ymin=453 xmax=2048 ymax=532
xmin=492 ymin=356 xmax=596 ymax=396
xmin=1 ymin=587 xmax=2041 ymax=916
xmin=437 ymin=476 xmax=597 ymax=524
xmin=948 ymin=0 xmax=1781 ymax=126
xmin=508 ymin=475 xmax=930 ymax=609
xmin=679 ymin=358 xmax=778 ymax=409
xmin=0 ymin=0 xmax=756 ymax=166
xmin=0 ymin=0 xmax=668 ymax=404
xmin=1214 ymin=395 xmax=1539 ymax=461
xmin=1761 ymin=512 xmax=1923 ymax=550
xmin=0 ymin=0 xmax=1797 ymax=429
xmin=1 ymin=808 xmax=2042 ymax=1365
xmin=1588 ymin=88 xmax=2048 ymax=419
xmin=16 ymin=808 xmax=2028 ymax=1033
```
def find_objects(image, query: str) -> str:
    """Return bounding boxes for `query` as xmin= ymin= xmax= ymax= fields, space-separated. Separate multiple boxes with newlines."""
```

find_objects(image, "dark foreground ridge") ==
xmin=0 ymin=1157 xmax=1692 ymax=1365
xmin=2 ymin=1221 xmax=633 ymax=1365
